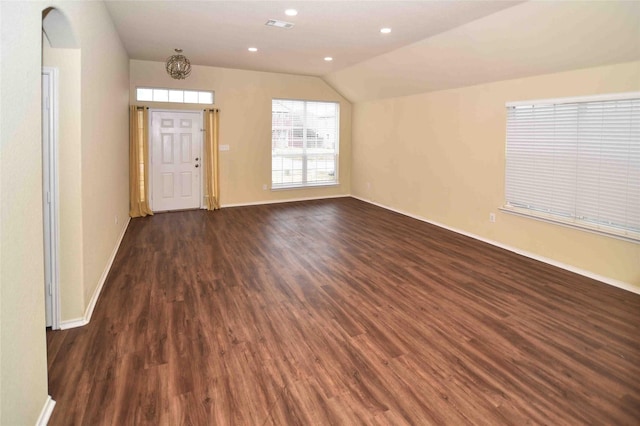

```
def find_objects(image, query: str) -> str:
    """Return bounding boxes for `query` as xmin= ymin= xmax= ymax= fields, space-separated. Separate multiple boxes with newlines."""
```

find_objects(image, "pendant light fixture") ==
xmin=165 ymin=48 xmax=192 ymax=80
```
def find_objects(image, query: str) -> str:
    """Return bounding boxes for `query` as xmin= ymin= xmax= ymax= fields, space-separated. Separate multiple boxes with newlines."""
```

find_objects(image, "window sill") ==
xmin=271 ymin=183 xmax=340 ymax=191
xmin=499 ymin=205 xmax=640 ymax=244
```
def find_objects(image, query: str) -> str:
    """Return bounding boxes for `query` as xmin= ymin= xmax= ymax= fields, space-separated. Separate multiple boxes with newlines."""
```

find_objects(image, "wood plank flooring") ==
xmin=47 ymin=197 xmax=640 ymax=425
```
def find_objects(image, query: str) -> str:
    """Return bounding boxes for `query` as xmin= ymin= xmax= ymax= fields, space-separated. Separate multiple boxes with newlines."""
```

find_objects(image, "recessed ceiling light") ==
xmin=285 ymin=9 xmax=298 ymax=16
xmin=248 ymin=47 xmax=258 ymax=52
xmin=380 ymin=27 xmax=392 ymax=34
xmin=324 ymin=57 xmax=333 ymax=62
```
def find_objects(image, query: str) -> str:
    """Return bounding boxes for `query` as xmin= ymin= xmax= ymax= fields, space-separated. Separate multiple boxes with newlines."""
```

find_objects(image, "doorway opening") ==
xmin=42 ymin=7 xmax=79 ymax=329
xmin=42 ymin=67 xmax=60 ymax=329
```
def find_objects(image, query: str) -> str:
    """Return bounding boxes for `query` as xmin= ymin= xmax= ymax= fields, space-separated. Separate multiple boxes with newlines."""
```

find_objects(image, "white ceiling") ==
xmin=325 ymin=1 xmax=640 ymax=101
xmin=104 ymin=0 xmax=521 ymax=77
xmin=105 ymin=1 xmax=640 ymax=102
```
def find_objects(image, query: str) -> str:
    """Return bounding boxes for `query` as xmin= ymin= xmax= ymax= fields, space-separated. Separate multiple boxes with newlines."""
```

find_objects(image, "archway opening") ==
xmin=41 ymin=7 xmax=81 ymax=330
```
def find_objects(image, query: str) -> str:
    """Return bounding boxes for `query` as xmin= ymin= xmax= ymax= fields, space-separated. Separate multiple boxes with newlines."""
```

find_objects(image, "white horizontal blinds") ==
xmin=272 ymin=99 xmax=339 ymax=188
xmin=505 ymin=94 xmax=640 ymax=239
xmin=576 ymin=99 xmax=640 ymax=232
xmin=506 ymin=103 xmax=579 ymax=218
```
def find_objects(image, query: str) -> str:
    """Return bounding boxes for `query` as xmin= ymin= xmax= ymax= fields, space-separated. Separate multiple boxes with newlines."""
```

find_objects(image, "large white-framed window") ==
xmin=503 ymin=92 xmax=640 ymax=242
xmin=272 ymin=99 xmax=339 ymax=189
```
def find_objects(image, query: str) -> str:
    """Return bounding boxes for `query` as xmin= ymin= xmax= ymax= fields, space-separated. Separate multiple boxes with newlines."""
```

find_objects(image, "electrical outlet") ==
xmin=262 ymin=184 xmax=267 ymax=190
xmin=489 ymin=212 xmax=496 ymax=223
xmin=115 ymin=215 xmax=119 ymax=225
xmin=366 ymin=182 xmax=371 ymax=190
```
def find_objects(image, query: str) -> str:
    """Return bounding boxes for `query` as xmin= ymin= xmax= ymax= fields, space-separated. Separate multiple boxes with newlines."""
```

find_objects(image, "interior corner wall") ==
xmin=351 ymin=61 xmax=640 ymax=289
xmin=38 ymin=1 xmax=129 ymax=324
xmin=68 ymin=1 xmax=130 ymax=310
xmin=129 ymin=60 xmax=352 ymax=206
xmin=0 ymin=2 xmax=50 ymax=424
xmin=42 ymin=35 xmax=85 ymax=320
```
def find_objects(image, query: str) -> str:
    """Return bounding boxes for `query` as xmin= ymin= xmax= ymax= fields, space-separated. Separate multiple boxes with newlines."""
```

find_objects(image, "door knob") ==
xmin=195 ymin=164 xmax=199 ymax=168
xmin=195 ymin=157 xmax=199 ymax=161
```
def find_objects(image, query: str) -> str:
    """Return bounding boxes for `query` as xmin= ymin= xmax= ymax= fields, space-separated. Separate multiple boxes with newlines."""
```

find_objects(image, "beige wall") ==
xmin=1 ymin=2 xmax=50 ymax=423
xmin=39 ymin=1 xmax=129 ymax=323
xmin=42 ymin=36 xmax=85 ymax=320
xmin=351 ymin=61 xmax=640 ymax=289
xmin=130 ymin=60 xmax=351 ymax=206
xmin=73 ymin=2 xmax=130 ymax=310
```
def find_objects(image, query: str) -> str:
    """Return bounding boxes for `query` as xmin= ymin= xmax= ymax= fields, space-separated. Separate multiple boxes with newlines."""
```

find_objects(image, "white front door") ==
xmin=150 ymin=111 xmax=202 ymax=211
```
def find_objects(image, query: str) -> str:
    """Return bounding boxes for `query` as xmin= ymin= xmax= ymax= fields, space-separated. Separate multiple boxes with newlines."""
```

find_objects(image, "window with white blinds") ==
xmin=504 ymin=92 xmax=640 ymax=242
xmin=272 ymin=99 xmax=339 ymax=189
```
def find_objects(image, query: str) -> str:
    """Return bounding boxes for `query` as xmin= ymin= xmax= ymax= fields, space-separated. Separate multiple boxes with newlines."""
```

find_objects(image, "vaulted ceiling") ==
xmin=105 ymin=1 xmax=640 ymax=102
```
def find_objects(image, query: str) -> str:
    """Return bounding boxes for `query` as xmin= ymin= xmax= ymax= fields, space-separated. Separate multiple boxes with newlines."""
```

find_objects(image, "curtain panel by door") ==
xmin=129 ymin=105 xmax=153 ymax=218
xmin=204 ymin=108 xmax=220 ymax=210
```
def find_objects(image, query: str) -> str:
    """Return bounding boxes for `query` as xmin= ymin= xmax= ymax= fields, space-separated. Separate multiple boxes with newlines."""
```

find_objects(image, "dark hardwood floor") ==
xmin=47 ymin=197 xmax=640 ymax=425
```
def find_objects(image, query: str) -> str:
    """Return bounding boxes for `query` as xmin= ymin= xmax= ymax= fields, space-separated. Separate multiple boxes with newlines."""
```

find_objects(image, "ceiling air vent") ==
xmin=265 ymin=19 xmax=295 ymax=29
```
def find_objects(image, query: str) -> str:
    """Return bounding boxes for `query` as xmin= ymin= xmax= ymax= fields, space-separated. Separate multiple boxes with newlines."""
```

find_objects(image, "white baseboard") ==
xmin=351 ymin=195 xmax=639 ymax=295
xmin=36 ymin=395 xmax=56 ymax=425
xmin=59 ymin=217 xmax=131 ymax=330
xmin=221 ymin=194 xmax=350 ymax=209
xmin=59 ymin=317 xmax=87 ymax=330
xmin=83 ymin=217 xmax=131 ymax=322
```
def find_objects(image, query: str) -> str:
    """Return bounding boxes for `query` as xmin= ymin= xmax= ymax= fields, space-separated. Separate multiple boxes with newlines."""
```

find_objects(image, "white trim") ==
xmin=59 ymin=317 xmax=87 ymax=330
xmin=36 ymin=395 xmax=56 ymax=426
xmin=500 ymin=205 xmax=639 ymax=244
xmin=199 ymin=111 xmax=204 ymax=209
xmin=59 ymin=217 xmax=131 ymax=330
xmin=271 ymin=183 xmax=340 ymax=191
xmin=506 ymin=91 xmax=640 ymax=107
xmin=84 ymin=217 xmax=131 ymax=322
xmin=147 ymin=108 xmax=204 ymax=114
xmin=221 ymin=194 xmax=349 ymax=209
xmin=42 ymin=67 xmax=61 ymax=330
xmin=351 ymin=196 xmax=640 ymax=295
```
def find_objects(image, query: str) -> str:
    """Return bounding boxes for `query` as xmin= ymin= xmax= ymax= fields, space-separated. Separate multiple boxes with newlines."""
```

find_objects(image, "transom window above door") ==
xmin=136 ymin=87 xmax=214 ymax=104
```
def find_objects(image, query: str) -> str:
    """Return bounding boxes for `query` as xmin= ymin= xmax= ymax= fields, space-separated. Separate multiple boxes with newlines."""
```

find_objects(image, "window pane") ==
xmin=168 ymin=90 xmax=183 ymax=103
xmin=198 ymin=91 xmax=213 ymax=104
xmin=136 ymin=88 xmax=153 ymax=101
xmin=272 ymin=99 xmax=339 ymax=189
xmin=184 ymin=91 xmax=198 ymax=103
xmin=152 ymin=89 xmax=168 ymax=102
xmin=306 ymin=154 xmax=337 ymax=184
xmin=136 ymin=87 xmax=215 ymax=104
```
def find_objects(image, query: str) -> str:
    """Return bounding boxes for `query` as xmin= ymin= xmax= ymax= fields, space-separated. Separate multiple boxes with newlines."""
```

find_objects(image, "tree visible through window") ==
xmin=272 ymin=99 xmax=339 ymax=189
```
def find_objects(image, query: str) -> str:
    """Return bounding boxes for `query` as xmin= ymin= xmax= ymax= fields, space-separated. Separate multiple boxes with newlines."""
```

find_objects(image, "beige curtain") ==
xmin=204 ymin=108 xmax=220 ymax=210
xmin=129 ymin=105 xmax=153 ymax=218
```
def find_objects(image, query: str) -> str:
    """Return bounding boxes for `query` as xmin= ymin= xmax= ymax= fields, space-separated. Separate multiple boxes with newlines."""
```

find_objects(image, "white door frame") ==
xmin=42 ymin=67 xmax=61 ymax=329
xmin=148 ymin=109 xmax=205 ymax=211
